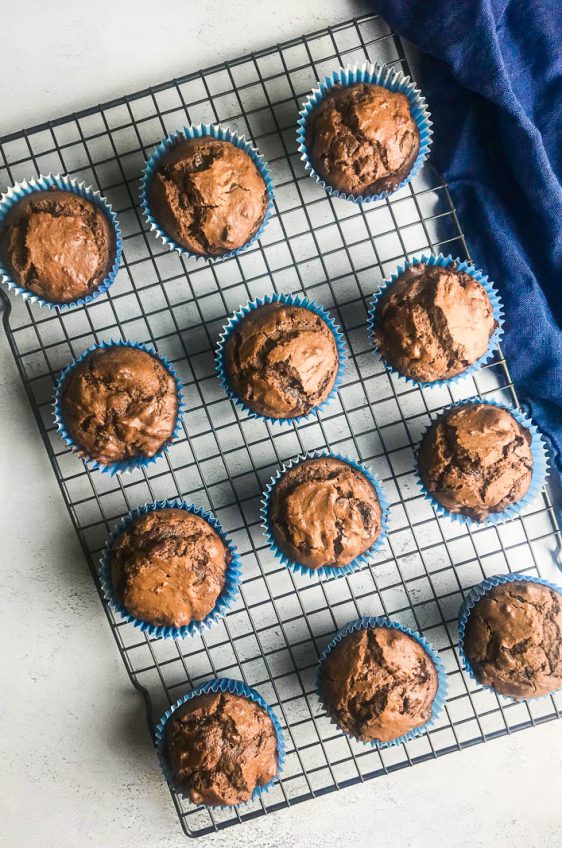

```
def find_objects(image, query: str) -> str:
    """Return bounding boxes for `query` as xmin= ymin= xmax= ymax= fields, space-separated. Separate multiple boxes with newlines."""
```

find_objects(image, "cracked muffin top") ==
xmin=320 ymin=626 xmax=439 ymax=743
xmin=374 ymin=262 xmax=497 ymax=383
xmin=110 ymin=508 xmax=230 ymax=629
xmin=418 ymin=404 xmax=533 ymax=522
xmin=305 ymin=83 xmax=420 ymax=196
xmin=147 ymin=137 xmax=268 ymax=255
xmin=224 ymin=302 xmax=339 ymax=419
xmin=462 ymin=581 xmax=562 ymax=698
xmin=165 ymin=690 xmax=278 ymax=806
xmin=268 ymin=456 xmax=382 ymax=569
xmin=60 ymin=346 xmax=178 ymax=465
xmin=0 ymin=189 xmax=116 ymax=303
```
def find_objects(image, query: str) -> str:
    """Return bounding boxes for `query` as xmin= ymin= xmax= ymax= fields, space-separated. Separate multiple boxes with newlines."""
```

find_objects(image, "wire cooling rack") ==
xmin=1 ymin=12 xmax=561 ymax=840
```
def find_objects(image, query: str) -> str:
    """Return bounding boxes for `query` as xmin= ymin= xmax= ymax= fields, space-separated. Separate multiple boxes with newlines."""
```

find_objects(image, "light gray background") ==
xmin=1 ymin=2 xmax=560 ymax=846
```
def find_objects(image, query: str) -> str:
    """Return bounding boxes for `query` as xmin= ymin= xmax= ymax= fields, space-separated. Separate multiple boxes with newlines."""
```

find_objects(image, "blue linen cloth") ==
xmin=370 ymin=0 xmax=562 ymax=480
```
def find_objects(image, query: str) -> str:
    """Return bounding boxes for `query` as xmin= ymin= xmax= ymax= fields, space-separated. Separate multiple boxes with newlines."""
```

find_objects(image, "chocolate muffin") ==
xmin=60 ymin=346 xmax=178 ymax=465
xmin=165 ymin=690 xmax=278 ymax=806
xmin=147 ymin=137 xmax=268 ymax=255
xmin=320 ymin=626 xmax=439 ymax=742
xmin=110 ymin=508 xmax=230 ymax=628
xmin=224 ymin=303 xmax=339 ymax=419
xmin=0 ymin=189 xmax=116 ymax=303
xmin=374 ymin=262 xmax=497 ymax=382
xmin=268 ymin=457 xmax=382 ymax=569
xmin=418 ymin=404 xmax=533 ymax=522
xmin=462 ymin=581 xmax=562 ymax=698
xmin=305 ymin=83 xmax=420 ymax=196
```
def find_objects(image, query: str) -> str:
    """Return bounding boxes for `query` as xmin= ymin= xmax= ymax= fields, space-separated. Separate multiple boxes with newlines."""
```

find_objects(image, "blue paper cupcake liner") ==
xmin=316 ymin=616 xmax=448 ymax=748
xmin=260 ymin=449 xmax=390 ymax=580
xmin=415 ymin=398 xmax=549 ymax=528
xmin=155 ymin=677 xmax=286 ymax=808
xmin=215 ymin=292 xmax=349 ymax=426
xmin=297 ymin=62 xmax=432 ymax=203
xmin=458 ymin=572 xmax=562 ymax=701
xmin=0 ymin=174 xmax=122 ymax=311
xmin=367 ymin=253 xmax=505 ymax=389
xmin=140 ymin=123 xmax=275 ymax=261
xmin=53 ymin=339 xmax=185 ymax=476
xmin=99 ymin=498 xmax=242 ymax=639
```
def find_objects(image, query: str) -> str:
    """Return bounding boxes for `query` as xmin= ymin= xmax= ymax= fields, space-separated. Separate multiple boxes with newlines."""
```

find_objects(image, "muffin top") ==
xmin=269 ymin=457 xmax=382 ymax=569
xmin=110 ymin=508 xmax=229 ymax=628
xmin=418 ymin=404 xmax=533 ymax=522
xmin=463 ymin=581 xmax=562 ymax=698
xmin=224 ymin=303 xmax=339 ymax=419
xmin=305 ymin=83 xmax=420 ymax=196
xmin=320 ymin=626 xmax=438 ymax=743
xmin=165 ymin=691 xmax=278 ymax=806
xmin=374 ymin=262 xmax=497 ymax=382
xmin=0 ymin=189 xmax=116 ymax=303
xmin=61 ymin=346 xmax=178 ymax=465
xmin=147 ymin=138 xmax=268 ymax=255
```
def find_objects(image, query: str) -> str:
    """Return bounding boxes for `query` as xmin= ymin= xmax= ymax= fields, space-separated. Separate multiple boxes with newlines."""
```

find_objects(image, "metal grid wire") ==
xmin=1 ymin=12 xmax=561 ymax=839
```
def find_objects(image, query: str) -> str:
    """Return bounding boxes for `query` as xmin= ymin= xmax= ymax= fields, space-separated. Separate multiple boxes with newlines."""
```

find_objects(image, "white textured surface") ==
xmin=1 ymin=2 xmax=561 ymax=846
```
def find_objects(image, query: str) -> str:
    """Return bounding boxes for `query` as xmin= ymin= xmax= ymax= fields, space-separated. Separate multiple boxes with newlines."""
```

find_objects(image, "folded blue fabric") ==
xmin=370 ymin=0 xmax=562 ymax=481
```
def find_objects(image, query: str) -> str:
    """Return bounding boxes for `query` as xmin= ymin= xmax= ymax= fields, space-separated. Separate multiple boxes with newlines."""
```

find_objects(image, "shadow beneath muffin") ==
xmin=105 ymin=684 xmax=158 ymax=760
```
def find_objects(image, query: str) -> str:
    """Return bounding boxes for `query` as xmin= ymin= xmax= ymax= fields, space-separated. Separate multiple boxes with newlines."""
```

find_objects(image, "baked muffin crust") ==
xmin=148 ymin=138 xmax=268 ymax=255
xmin=305 ymin=83 xmax=420 ymax=196
xmin=1 ymin=189 xmax=116 ymax=303
xmin=111 ymin=508 xmax=229 ymax=628
xmin=60 ymin=346 xmax=178 ymax=465
xmin=463 ymin=581 xmax=562 ymax=698
xmin=320 ymin=626 xmax=438 ymax=742
xmin=224 ymin=303 xmax=339 ymax=419
xmin=165 ymin=691 xmax=278 ymax=806
xmin=374 ymin=262 xmax=497 ymax=382
xmin=269 ymin=457 xmax=382 ymax=569
xmin=418 ymin=404 xmax=533 ymax=521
